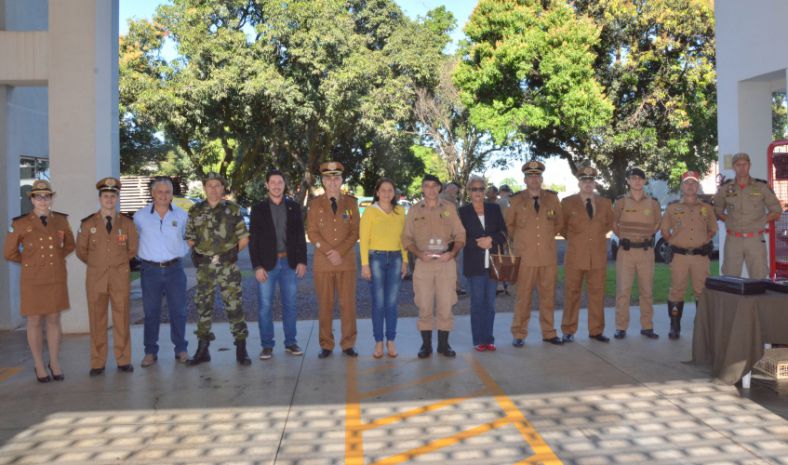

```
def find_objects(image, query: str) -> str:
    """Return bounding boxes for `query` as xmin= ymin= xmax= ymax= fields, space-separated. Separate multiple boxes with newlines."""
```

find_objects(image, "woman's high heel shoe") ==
xmin=386 ymin=340 xmax=398 ymax=358
xmin=373 ymin=342 xmax=384 ymax=359
xmin=34 ymin=367 xmax=51 ymax=383
xmin=48 ymin=363 xmax=64 ymax=381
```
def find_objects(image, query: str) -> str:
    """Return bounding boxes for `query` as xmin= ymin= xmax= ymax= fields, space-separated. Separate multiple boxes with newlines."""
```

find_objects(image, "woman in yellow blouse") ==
xmin=360 ymin=178 xmax=408 ymax=358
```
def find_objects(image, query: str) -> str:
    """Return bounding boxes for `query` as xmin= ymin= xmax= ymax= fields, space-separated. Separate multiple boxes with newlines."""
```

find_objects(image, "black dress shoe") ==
xmin=48 ymin=363 xmax=64 ymax=381
xmin=543 ymin=337 xmax=564 ymax=345
xmin=89 ymin=367 xmax=105 ymax=377
xmin=562 ymin=334 xmax=575 ymax=343
xmin=589 ymin=334 xmax=610 ymax=343
xmin=34 ymin=368 xmax=51 ymax=383
xmin=614 ymin=330 xmax=626 ymax=339
xmin=512 ymin=338 xmax=525 ymax=348
xmin=343 ymin=348 xmax=359 ymax=357
xmin=640 ymin=329 xmax=659 ymax=339
xmin=118 ymin=364 xmax=134 ymax=373
xmin=318 ymin=349 xmax=332 ymax=359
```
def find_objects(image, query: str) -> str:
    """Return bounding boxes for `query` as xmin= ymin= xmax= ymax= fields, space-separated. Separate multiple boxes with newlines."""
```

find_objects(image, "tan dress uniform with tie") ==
xmin=560 ymin=193 xmax=613 ymax=337
xmin=76 ymin=213 xmax=139 ymax=370
xmin=714 ymin=177 xmax=781 ymax=279
xmin=402 ymin=199 xmax=466 ymax=331
xmin=506 ymin=189 xmax=562 ymax=340
xmin=4 ymin=212 xmax=75 ymax=315
xmin=612 ymin=193 xmax=661 ymax=332
xmin=306 ymin=193 xmax=360 ymax=351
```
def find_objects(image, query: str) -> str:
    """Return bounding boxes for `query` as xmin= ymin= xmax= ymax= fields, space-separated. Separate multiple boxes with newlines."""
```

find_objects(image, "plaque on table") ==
xmin=704 ymin=275 xmax=767 ymax=295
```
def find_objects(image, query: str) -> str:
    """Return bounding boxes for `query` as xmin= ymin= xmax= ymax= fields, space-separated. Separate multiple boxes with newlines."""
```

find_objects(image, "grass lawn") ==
xmin=558 ymin=260 xmax=720 ymax=304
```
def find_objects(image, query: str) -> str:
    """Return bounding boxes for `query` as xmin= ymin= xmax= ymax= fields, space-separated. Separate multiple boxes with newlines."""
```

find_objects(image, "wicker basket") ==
xmin=754 ymin=348 xmax=788 ymax=380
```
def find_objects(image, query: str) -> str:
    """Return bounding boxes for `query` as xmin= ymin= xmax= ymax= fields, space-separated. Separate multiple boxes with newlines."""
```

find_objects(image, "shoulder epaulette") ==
xmin=80 ymin=213 xmax=95 ymax=223
xmin=616 ymin=194 xmax=626 ymax=200
xmin=11 ymin=213 xmax=27 ymax=222
xmin=543 ymin=189 xmax=557 ymax=195
xmin=510 ymin=191 xmax=524 ymax=198
xmin=668 ymin=199 xmax=679 ymax=205
xmin=345 ymin=194 xmax=357 ymax=200
xmin=720 ymin=179 xmax=733 ymax=185
xmin=754 ymin=178 xmax=768 ymax=184
xmin=120 ymin=211 xmax=134 ymax=219
xmin=52 ymin=211 xmax=68 ymax=217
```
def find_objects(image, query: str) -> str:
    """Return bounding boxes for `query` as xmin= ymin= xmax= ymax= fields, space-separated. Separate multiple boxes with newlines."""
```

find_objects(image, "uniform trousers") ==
xmin=561 ymin=266 xmax=606 ymax=336
xmin=668 ymin=253 xmax=709 ymax=301
xmin=87 ymin=275 xmax=131 ymax=369
xmin=511 ymin=264 xmax=558 ymax=339
xmin=615 ymin=247 xmax=654 ymax=331
xmin=194 ymin=261 xmax=248 ymax=341
xmin=314 ymin=269 xmax=357 ymax=350
xmin=722 ymin=235 xmax=768 ymax=279
xmin=413 ymin=258 xmax=456 ymax=331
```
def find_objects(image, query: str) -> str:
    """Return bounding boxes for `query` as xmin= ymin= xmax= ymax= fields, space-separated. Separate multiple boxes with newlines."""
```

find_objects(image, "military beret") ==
xmin=680 ymin=171 xmax=700 ymax=183
xmin=96 ymin=177 xmax=121 ymax=193
xmin=28 ymin=179 xmax=55 ymax=197
xmin=319 ymin=161 xmax=344 ymax=176
xmin=732 ymin=152 xmax=750 ymax=164
xmin=576 ymin=166 xmax=598 ymax=180
xmin=203 ymin=172 xmax=227 ymax=186
xmin=522 ymin=160 xmax=545 ymax=175
xmin=626 ymin=167 xmax=646 ymax=179
xmin=422 ymin=174 xmax=442 ymax=185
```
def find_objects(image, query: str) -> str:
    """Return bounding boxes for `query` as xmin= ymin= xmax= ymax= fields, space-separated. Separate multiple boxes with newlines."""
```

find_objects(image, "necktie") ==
xmin=586 ymin=198 xmax=593 ymax=219
xmin=533 ymin=196 xmax=540 ymax=213
xmin=39 ymin=215 xmax=47 ymax=226
xmin=330 ymin=197 xmax=338 ymax=214
xmin=106 ymin=215 xmax=113 ymax=233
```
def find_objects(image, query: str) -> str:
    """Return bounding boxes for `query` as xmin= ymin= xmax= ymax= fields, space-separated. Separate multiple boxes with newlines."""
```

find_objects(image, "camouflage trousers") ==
xmin=194 ymin=261 xmax=248 ymax=341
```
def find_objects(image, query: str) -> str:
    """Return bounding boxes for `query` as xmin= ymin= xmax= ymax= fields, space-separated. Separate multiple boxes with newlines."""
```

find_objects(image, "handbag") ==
xmin=489 ymin=235 xmax=520 ymax=282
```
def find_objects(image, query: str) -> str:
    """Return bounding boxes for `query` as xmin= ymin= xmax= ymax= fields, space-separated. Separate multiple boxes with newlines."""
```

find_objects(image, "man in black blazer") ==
xmin=249 ymin=169 xmax=308 ymax=360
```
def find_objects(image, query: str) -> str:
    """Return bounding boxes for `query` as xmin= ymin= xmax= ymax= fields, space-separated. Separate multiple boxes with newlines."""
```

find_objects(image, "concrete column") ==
xmin=47 ymin=0 xmax=119 ymax=333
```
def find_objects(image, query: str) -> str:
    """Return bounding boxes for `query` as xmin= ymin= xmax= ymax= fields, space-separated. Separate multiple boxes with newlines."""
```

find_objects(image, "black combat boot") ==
xmin=187 ymin=339 xmax=211 ymax=366
xmin=235 ymin=339 xmax=251 ymax=366
xmin=668 ymin=301 xmax=684 ymax=340
xmin=418 ymin=331 xmax=432 ymax=359
xmin=437 ymin=330 xmax=456 ymax=357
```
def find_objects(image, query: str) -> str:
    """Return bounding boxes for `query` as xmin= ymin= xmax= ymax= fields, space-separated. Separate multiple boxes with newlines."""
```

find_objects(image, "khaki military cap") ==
xmin=522 ymin=160 xmax=545 ymax=175
xmin=203 ymin=172 xmax=227 ymax=186
xmin=576 ymin=166 xmax=598 ymax=180
xmin=731 ymin=152 xmax=750 ymax=164
xmin=319 ymin=161 xmax=344 ymax=176
xmin=28 ymin=179 xmax=55 ymax=197
xmin=96 ymin=177 xmax=121 ymax=193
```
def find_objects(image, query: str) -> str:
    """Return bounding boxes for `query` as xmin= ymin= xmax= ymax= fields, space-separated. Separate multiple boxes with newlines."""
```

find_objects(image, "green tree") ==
xmin=773 ymin=92 xmax=787 ymax=141
xmin=497 ymin=176 xmax=523 ymax=193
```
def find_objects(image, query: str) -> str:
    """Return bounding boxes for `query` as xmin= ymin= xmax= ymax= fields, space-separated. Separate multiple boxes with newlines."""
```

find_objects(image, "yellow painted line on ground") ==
xmin=358 ymin=362 xmax=399 ymax=375
xmin=361 ymin=388 xmax=490 ymax=431
xmin=357 ymin=368 xmax=468 ymax=400
xmin=468 ymin=355 xmax=563 ymax=465
xmin=345 ymin=360 xmax=365 ymax=465
xmin=0 ymin=367 xmax=22 ymax=382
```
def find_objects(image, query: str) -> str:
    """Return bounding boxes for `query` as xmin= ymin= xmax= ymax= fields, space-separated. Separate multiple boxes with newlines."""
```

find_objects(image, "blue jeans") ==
xmin=257 ymin=257 xmax=298 ymax=348
xmin=141 ymin=259 xmax=188 ymax=355
xmin=369 ymin=251 xmax=402 ymax=342
xmin=468 ymin=275 xmax=497 ymax=345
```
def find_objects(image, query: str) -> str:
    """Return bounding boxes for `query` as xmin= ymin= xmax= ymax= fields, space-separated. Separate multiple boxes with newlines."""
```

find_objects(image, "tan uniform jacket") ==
xmin=613 ymin=193 xmax=661 ymax=241
xmin=661 ymin=200 xmax=717 ymax=249
xmin=505 ymin=189 xmax=562 ymax=267
xmin=3 ymin=211 xmax=75 ymax=315
xmin=307 ymin=193 xmax=359 ymax=272
xmin=561 ymin=194 xmax=613 ymax=270
xmin=76 ymin=213 xmax=139 ymax=294
xmin=402 ymin=199 xmax=466 ymax=255
xmin=713 ymin=178 xmax=781 ymax=233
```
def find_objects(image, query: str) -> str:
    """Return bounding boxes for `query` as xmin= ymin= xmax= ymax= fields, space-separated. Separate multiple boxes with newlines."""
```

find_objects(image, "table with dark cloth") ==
xmin=692 ymin=288 xmax=788 ymax=384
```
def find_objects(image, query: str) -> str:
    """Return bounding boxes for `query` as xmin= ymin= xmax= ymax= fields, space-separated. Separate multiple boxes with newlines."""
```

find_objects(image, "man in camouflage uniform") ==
xmin=714 ymin=152 xmax=782 ymax=279
xmin=661 ymin=171 xmax=717 ymax=340
xmin=185 ymin=172 xmax=251 ymax=366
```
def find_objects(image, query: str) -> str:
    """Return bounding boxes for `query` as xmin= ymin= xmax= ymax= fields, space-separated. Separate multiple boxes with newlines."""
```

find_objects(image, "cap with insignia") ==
xmin=626 ymin=167 xmax=646 ymax=179
xmin=422 ymin=173 xmax=441 ymax=185
xmin=96 ymin=177 xmax=121 ymax=193
xmin=319 ymin=161 xmax=344 ymax=176
xmin=576 ymin=166 xmax=598 ymax=180
xmin=28 ymin=179 xmax=54 ymax=197
xmin=731 ymin=152 xmax=750 ymax=164
xmin=203 ymin=172 xmax=227 ymax=186
xmin=680 ymin=171 xmax=700 ymax=183
xmin=522 ymin=160 xmax=545 ymax=175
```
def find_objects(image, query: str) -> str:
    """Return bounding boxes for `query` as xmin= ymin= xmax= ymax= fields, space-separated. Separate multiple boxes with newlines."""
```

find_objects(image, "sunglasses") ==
xmin=32 ymin=195 xmax=52 ymax=201
xmin=469 ymin=187 xmax=485 ymax=193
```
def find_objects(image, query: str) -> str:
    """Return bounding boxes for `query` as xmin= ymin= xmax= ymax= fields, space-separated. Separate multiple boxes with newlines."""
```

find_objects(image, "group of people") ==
xmin=4 ymin=151 xmax=782 ymax=383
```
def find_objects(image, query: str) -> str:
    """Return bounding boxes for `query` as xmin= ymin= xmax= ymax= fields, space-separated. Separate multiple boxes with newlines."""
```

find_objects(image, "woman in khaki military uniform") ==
xmin=3 ymin=180 xmax=76 ymax=382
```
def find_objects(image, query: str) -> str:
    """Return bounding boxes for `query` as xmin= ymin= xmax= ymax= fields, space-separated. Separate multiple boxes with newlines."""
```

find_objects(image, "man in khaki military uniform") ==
xmin=506 ymin=160 xmax=563 ymax=346
xmin=307 ymin=161 xmax=360 ymax=358
xmin=612 ymin=167 xmax=662 ymax=339
xmin=76 ymin=177 xmax=139 ymax=376
xmin=403 ymin=174 xmax=466 ymax=358
xmin=661 ymin=171 xmax=717 ymax=340
xmin=560 ymin=166 xmax=614 ymax=343
xmin=714 ymin=152 xmax=782 ymax=279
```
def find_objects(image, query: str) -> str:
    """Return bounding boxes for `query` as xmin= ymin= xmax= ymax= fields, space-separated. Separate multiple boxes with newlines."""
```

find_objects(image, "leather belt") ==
xmin=727 ymin=229 xmax=765 ymax=238
xmin=671 ymin=246 xmax=708 ymax=256
xmin=140 ymin=258 xmax=179 ymax=268
xmin=277 ymin=252 xmax=288 ymax=258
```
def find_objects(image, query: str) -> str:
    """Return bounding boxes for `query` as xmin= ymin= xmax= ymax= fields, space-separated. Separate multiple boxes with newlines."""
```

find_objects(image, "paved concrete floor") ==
xmin=1 ymin=307 xmax=787 ymax=465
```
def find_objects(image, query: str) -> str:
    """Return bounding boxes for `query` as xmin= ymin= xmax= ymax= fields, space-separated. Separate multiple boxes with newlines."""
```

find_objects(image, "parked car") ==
xmin=357 ymin=196 xmax=374 ymax=216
